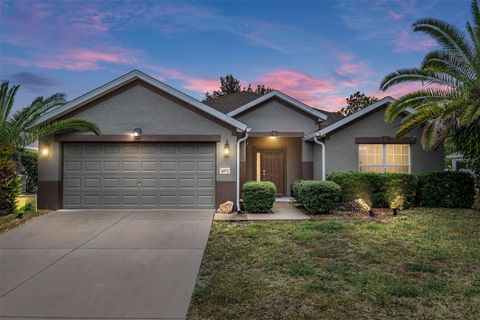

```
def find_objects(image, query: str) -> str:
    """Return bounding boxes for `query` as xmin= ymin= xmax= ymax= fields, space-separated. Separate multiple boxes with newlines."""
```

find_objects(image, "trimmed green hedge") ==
xmin=242 ymin=181 xmax=276 ymax=213
xmin=327 ymin=172 xmax=417 ymax=208
xmin=291 ymin=180 xmax=303 ymax=200
xmin=0 ymin=146 xmax=21 ymax=216
xmin=416 ymin=172 xmax=475 ymax=208
xmin=296 ymin=180 xmax=341 ymax=214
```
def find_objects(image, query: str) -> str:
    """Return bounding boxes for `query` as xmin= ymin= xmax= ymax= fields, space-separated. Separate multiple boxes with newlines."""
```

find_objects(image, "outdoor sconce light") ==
xmin=41 ymin=142 xmax=50 ymax=157
xmin=271 ymin=131 xmax=278 ymax=137
xmin=224 ymin=140 xmax=230 ymax=158
xmin=133 ymin=128 xmax=142 ymax=140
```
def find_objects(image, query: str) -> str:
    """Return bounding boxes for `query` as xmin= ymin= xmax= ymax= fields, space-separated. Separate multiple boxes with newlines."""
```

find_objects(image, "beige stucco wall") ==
xmin=235 ymin=99 xmax=319 ymax=133
xmin=312 ymin=107 xmax=444 ymax=179
xmin=38 ymin=82 xmax=238 ymax=190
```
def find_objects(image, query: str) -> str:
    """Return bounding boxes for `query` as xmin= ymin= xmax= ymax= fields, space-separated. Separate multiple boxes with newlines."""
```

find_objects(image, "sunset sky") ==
xmin=0 ymin=0 xmax=469 ymax=112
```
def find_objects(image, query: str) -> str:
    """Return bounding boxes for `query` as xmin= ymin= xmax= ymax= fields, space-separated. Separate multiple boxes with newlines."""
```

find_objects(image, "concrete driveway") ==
xmin=0 ymin=209 xmax=213 ymax=320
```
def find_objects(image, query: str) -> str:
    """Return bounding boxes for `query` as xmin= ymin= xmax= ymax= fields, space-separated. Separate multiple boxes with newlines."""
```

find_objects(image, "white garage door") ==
xmin=63 ymin=142 xmax=216 ymax=209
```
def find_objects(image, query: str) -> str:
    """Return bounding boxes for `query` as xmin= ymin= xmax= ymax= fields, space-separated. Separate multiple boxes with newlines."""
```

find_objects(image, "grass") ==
xmin=187 ymin=208 xmax=480 ymax=320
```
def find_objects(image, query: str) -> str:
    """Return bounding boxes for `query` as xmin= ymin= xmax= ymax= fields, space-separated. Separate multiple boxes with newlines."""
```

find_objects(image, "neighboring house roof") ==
xmin=226 ymin=91 xmax=328 ymax=120
xmin=304 ymin=96 xmax=397 ymax=140
xmin=30 ymin=70 xmax=248 ymax=131
xmin=203 ymin=91 xmax=263 ymax=114
xmin=446 ymin=152 xmax=464 ymax=159
xmin=319 ymin=110 xmax=344 ymax=129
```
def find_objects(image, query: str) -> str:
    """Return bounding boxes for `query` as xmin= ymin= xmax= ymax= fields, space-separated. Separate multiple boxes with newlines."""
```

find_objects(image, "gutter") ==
xmin=313 ymin=133 xmax=326 ymax=181
xmin=236 ymin=128 xmax=251 ymax=212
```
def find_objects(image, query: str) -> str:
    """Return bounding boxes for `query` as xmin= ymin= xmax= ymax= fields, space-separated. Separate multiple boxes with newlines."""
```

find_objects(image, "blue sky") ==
xmin=0 ymin=0 xmax=470 ymax=112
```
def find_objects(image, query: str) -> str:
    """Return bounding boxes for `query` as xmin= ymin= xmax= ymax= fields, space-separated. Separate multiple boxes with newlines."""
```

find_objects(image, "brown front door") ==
xmin=256 ymin=149 xmax=285 ymax=196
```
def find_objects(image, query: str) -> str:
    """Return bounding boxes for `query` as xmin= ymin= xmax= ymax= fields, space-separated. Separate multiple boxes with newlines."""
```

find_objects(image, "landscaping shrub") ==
xmin=327 ymin=172 xmax=372 ymax=206
xmin=0 ymin=146 xmax=21 ymax=216
xmin=17 ymin=149 xmax=38 ymax=193
xmin=327 ymin=172 xmax=417 ymax=208
xmin=242 ymin=181 xmax=276 ymax=213
xmin=296 ymin=180 xmax=341 ymax=214
xmin=291 ymin=179 xmax=303 ymax=200
xmin=416 ymin=172 xmax=475 ymax=208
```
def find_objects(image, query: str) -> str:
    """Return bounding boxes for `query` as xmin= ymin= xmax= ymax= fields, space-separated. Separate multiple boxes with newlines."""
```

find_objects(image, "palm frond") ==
xmin=461 ymin=100 xmax=480 ymax=124
xmin=384 ymin=88 xmax=458 ymax=123
xmin=0 ymin=81 xmax=20 ymax=133
xmin=380 ymin=68 xmax=460 ymax=91
xmin=413 ymin=18 xmax=476 ymax=68
xmin=421 ymin=50 xmax=477 ymax=83
xmin=472 ymin=0 xmax=480 ymax=41
xmin=20 ymin=119 xmax=100 ymax=148
xmin=396 ymin=104 xmax=443 ymax=137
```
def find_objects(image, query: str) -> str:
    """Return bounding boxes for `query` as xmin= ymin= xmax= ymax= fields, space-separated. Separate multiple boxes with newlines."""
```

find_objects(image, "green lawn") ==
xmin=188 ymin=208 xmax=480 ymax=320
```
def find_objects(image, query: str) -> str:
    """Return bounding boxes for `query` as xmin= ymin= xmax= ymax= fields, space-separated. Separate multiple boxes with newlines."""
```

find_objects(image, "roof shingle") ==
xmin=203 ymin=91 xmax=344 ymax=126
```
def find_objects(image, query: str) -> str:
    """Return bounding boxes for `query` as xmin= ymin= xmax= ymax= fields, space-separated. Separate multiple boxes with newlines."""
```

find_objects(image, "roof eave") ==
xmin=227 ymin=90 xmax=328 ymax=120
xmin=303 ymin=96 xmax=397 ymax=141
xmin=29 ymin=70 xmax=247 ymax=131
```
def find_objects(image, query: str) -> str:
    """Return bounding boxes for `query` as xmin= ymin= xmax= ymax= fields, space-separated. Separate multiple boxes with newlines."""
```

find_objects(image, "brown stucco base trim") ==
xmin=355 ymin=136 xmax=415 ymax=144
xmin=55 ymin=134 xmax=221 ymax=142
xmin=37 ymin=181 xmax=62 ymax=210
xmin=302 ymin=161 xmax=313 ymax=180
xmin=240 ymin=161 xmax=246 ymax=187
xmin=216 ymin=181 xmax=236 ymax=209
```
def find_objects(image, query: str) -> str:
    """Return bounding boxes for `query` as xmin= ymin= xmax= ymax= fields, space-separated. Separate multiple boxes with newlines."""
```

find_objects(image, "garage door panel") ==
xmin=63 ymin=142 xmax=215 ymax=208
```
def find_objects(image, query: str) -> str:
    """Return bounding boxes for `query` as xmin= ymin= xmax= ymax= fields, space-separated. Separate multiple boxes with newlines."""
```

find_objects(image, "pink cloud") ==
xmin=144 ymin=65 xmax=219 ymax=93
xmin=388 ymin=10 xmax=404 ymax=21
xmin=336 ymin=54 xmax=374 ymax=77
xmin=4 ymin=48 xmax=138 ymax=71
xmin=252 ymin=69 xmax=353 ymax=110
xmin=255 ymin=69 xmax=335 ymax=100
xmin=394 ymin=30 xmax=436 ymax=52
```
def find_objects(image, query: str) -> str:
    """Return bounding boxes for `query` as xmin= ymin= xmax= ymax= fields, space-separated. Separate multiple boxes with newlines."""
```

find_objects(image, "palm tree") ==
xmin=0 ymin=80 xmax=99 ymax=150
xmin=380 ymin=0 xmax=480 ymax=191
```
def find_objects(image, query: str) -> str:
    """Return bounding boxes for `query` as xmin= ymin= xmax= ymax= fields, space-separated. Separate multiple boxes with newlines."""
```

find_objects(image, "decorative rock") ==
xmin=217 ymin=201 xmax=234 ymax=214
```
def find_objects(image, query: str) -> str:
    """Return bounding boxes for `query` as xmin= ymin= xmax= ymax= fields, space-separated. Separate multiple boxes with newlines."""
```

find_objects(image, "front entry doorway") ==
xmin=254 ymin=148 xmax=285 ymax=196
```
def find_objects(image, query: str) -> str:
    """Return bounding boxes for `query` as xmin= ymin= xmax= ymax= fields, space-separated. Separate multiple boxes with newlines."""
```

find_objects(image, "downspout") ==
xmin=236 ymin=128 xmax=251 ymax=211
xmin=313 ymin=133 xmax=326 ymax=181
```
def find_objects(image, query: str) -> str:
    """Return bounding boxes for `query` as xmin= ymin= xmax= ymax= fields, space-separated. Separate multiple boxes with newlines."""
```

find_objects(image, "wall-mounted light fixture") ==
xmin=132 ymin=128 xmax=142 ymax=140
xmin=41 ymin=142 xmax=50 ymax=157
xmin=224 ymin=140 xmax=230 ymax=158
xmin=270 ymin=131 xmax=278 ymax=137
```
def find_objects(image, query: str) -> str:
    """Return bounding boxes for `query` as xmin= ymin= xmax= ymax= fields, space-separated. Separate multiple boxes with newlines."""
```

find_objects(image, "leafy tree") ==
xmin=339 ymin=91 xmax=378 ymax=116
xmin=379 ymin=0 xmax=480 ymax=192
xmin=253 ymin=84 xmax=274 ymax=95
xmin=0 ymin=80 xmax=99 ymax=150
xmin=204 ymin=75 xmax=274 ymax=100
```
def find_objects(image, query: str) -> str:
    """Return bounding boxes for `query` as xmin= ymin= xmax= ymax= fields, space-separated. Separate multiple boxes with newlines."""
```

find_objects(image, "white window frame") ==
xmin=357 ymin=144 xmax=411 ymax=173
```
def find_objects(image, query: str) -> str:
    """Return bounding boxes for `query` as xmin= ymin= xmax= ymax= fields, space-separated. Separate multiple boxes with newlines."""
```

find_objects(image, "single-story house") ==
xmin=34 ymin=70 xmax=443 ymax=210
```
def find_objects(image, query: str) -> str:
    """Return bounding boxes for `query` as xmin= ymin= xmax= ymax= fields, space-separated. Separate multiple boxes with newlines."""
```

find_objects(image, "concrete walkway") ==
xmin=215 ymin=201 xmax=310 ymax=221
xmin=0 ymin=209 xmax=213 ymax=320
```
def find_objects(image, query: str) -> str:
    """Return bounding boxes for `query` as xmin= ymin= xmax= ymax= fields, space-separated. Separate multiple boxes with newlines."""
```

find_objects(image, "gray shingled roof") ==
xmin=203 ymin=91 xmax=263 ymax=114
xmin=203 ymin=91 xmax=344 ymax=126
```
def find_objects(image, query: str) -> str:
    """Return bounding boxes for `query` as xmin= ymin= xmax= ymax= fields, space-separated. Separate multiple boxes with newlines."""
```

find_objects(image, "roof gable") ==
xmin=31 ymin=70 xmax=247 ymax=131
xmin=304 ymin=96 xmax=398 ymax=140
xmin=227 ymin=91 xmax=327 ymax=120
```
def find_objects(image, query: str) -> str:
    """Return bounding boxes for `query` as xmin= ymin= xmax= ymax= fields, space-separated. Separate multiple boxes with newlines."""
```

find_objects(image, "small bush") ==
xmin=297 ymin=180 xmax=341 ymax=214
xmin=291 ymin=179 xmax=303 ymax=200
xmin=416 ymin=172 xmax=475 ymax=208
xmin=17 ymin=149 xmax=37 ymax=193
xmin=0 ymin=146 xmax=21 ymax=216
xmin=242 ymin=181 xmax=276 ymax=213
xmin=327 ymin=172 xmax=417 ymax=209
